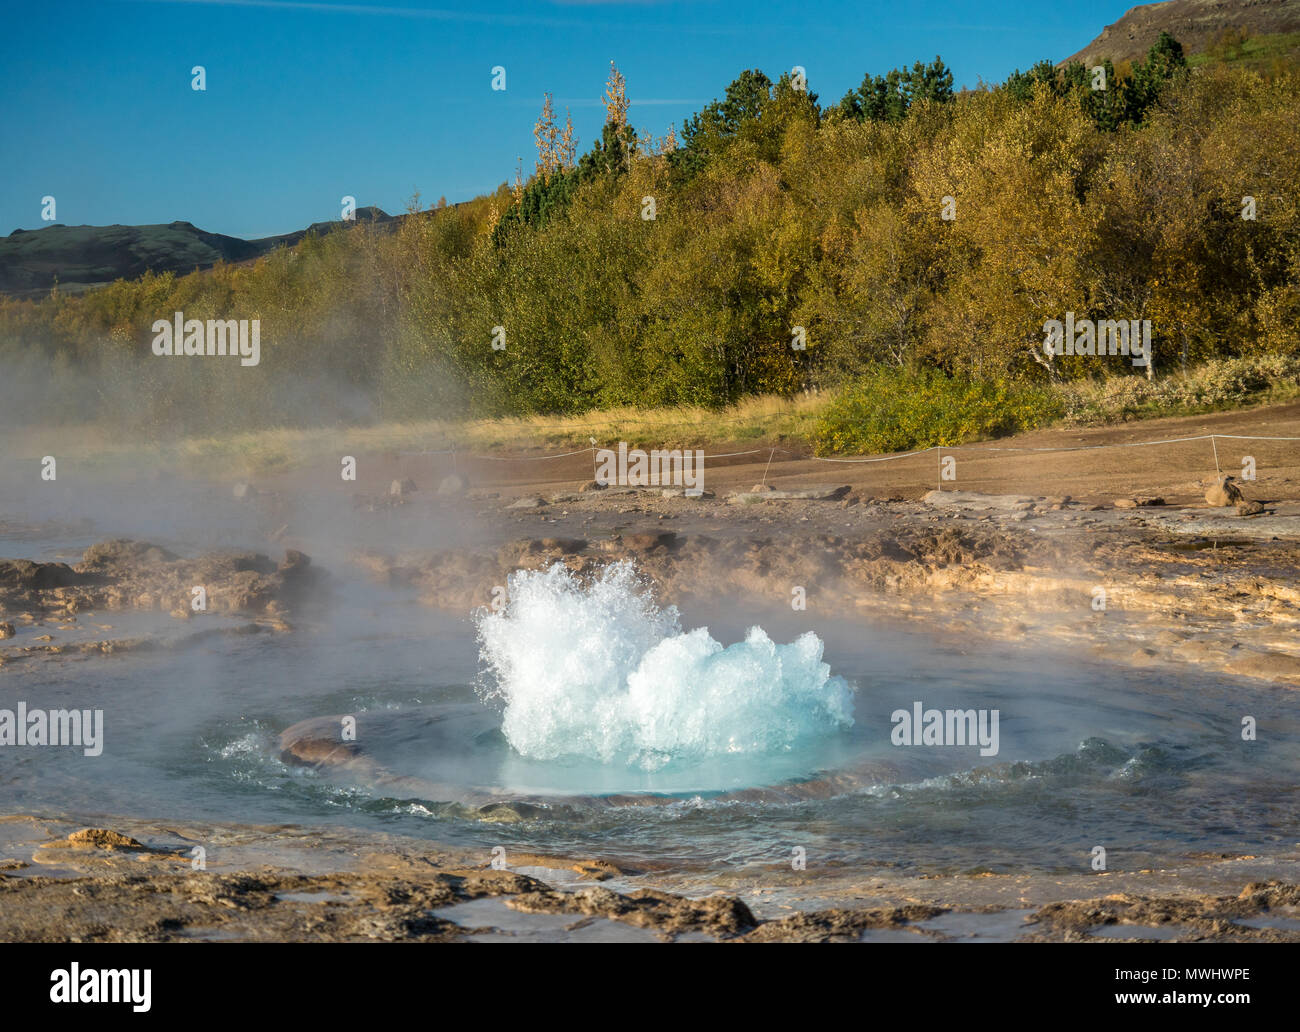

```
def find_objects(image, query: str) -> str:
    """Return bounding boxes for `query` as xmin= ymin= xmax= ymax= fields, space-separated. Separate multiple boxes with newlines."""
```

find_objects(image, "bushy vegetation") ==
xmin=812 ymin=367 xmax=1061 ymax=454
xmin=2 ymin=36 xmax=1298 ymax=451
xmin=1057 ymin=354 xmax=1300 ymax=424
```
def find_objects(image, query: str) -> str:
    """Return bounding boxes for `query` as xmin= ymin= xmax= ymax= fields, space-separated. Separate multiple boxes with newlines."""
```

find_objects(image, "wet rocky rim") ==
xmin=5 ymin=484 xmax=1300 ymax=687
xmin=2 ymin=817 xmax=1299 ymax=942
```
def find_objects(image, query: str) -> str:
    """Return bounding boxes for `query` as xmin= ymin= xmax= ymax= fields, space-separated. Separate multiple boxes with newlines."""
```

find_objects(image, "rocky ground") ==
xmin=3 ymin=400 xmax=1299 ymax=941
xmin=6 ymin=485 xmax=1298 ymax=688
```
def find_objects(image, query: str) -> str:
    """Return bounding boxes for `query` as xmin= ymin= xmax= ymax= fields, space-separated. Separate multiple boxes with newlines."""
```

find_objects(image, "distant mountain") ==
xmin=1062 ymin=0 xmax=1300 ymax=67
xmin=0 ymin=207 xmax=398 ymax=298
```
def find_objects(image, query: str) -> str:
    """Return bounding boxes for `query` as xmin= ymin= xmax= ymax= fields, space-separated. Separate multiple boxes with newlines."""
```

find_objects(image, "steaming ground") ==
xmin=3 ymin=402 xmax=1300 ymax=941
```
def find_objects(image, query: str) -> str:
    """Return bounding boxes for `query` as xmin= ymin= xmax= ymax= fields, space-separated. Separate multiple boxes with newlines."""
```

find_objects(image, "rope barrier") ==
xmin=693 ymin=448 xmax=767 ymax=459
xmin=797 ymin=447 xmax=936 ymax=464
xmin=936 ymin=433 xmax=1300 ymax=454
xmin=473 ymin=447 xmax=598 ymax=461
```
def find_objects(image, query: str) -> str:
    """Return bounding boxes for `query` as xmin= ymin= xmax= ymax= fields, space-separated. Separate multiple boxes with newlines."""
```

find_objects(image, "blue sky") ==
xmin=3 ymin=0 xmax=1135 ymax=238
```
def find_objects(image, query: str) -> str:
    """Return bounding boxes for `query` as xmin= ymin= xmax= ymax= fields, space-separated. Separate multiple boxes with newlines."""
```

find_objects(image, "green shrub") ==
xmin=812 ymin=366 xmax=1062 ymax=455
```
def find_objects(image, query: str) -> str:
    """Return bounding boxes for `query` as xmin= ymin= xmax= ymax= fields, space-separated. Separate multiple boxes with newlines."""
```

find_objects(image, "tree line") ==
xmin=2 ymin=35 xmax=1296 ymax=439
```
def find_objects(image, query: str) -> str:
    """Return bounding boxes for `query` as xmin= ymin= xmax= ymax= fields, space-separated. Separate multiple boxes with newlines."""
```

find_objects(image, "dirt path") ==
xmin=313 ymin=400 xmax=1300 ymax=506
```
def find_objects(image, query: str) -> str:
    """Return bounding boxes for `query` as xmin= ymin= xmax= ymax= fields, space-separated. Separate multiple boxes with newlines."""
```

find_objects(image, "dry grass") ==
xmin=11 ymin=393 xmax=831 ymax=478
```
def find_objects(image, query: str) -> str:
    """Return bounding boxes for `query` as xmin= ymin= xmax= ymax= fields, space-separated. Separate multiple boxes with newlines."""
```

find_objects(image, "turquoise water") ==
xmin=4 ymin=536 xmax=1297 ymax=879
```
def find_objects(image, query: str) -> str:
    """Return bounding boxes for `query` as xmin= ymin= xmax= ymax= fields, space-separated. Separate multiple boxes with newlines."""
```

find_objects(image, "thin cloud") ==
xmin=122 ymin=0 xmax=585 ymax=28
xmin=122 ymin=0 xmax=753 ymax=34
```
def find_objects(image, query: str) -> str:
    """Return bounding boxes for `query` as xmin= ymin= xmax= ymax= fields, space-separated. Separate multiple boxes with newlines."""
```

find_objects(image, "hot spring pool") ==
xmin=6 ymin=552 xmax=1299 ymax=881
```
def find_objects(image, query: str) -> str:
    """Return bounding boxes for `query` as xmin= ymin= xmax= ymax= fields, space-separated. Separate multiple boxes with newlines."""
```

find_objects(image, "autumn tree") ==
xmin=533 ymin=92 xmax=561 ymax=180
xmin=603 ymin=60 xmax=629 ymax=127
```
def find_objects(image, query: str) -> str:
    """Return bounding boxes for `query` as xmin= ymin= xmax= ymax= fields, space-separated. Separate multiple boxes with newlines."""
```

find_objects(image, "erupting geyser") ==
xmin=475 ymin=562 xmax=854 ymax=771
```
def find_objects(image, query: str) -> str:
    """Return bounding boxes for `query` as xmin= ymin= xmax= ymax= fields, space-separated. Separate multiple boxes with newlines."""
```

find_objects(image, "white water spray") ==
xmin=475 ymin=562 xmax=854 ymax=770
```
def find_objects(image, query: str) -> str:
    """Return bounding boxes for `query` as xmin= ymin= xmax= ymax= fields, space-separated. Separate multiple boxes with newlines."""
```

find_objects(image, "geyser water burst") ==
xmin=475 ymin=562 xmax=854 ymax=771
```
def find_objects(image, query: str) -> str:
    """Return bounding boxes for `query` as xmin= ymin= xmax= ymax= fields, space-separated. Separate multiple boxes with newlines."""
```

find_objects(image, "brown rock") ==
xmin=279 ymin=549 xmax=312 ymax=572
xmin=63 ymin=829 xmax=145 ymax=850
xmin=0 ymin=560 xmax=83 ymax=591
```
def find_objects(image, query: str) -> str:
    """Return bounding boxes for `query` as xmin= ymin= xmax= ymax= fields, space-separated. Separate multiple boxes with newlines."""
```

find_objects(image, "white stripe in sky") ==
xmin=122 ymin=0 xmax=756 ymax=34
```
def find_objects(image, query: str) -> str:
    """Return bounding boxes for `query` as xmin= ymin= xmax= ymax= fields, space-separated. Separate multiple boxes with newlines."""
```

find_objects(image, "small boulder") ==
xmin=579 ymin=480 xmax=607 ymax=493
xmin=233 ymin=482 xmax=256 ymax=500
xmin=279 ymin=549 xmax=312 ymax=573
xmin=64 ymin=828 xmax=144 ymax=850
xmin=390 ymin=477 xmax=418 ymax=497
